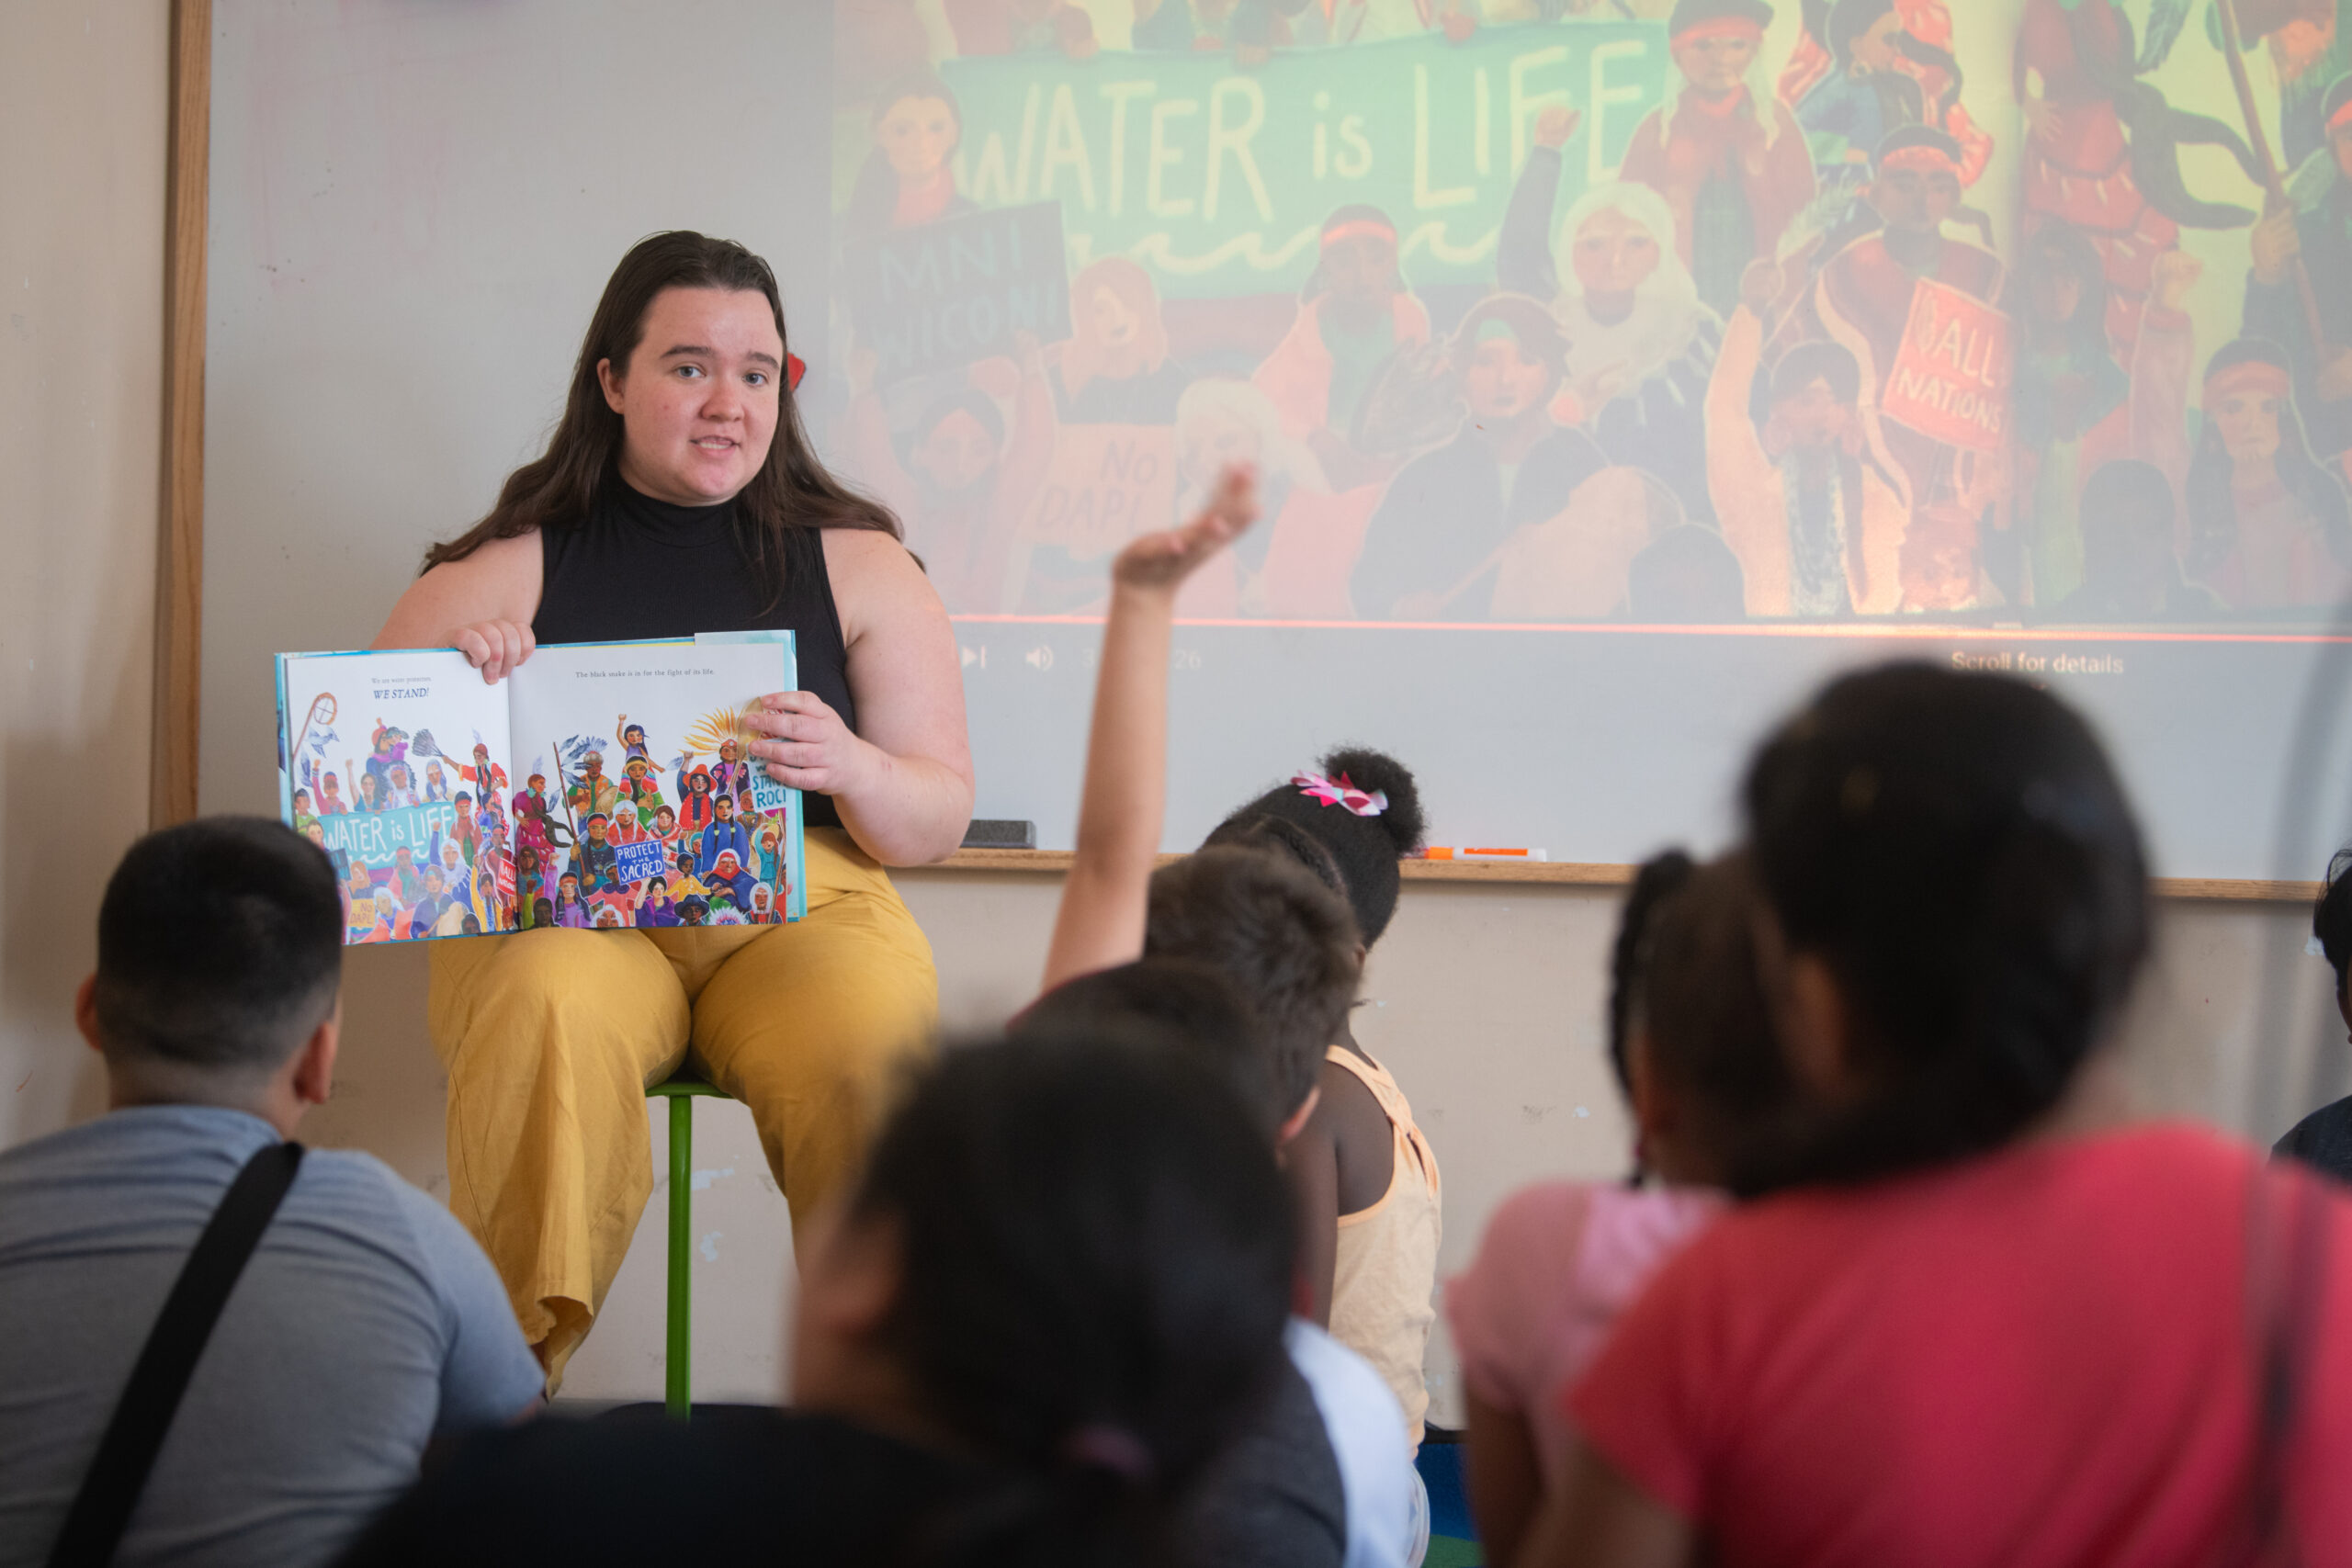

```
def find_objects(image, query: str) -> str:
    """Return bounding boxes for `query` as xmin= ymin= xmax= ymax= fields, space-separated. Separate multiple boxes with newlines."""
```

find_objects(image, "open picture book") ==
xmin=277 ymin=633 xmax=808 ymax=944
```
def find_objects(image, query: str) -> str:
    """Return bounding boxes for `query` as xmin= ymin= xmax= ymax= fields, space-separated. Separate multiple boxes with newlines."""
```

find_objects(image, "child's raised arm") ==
xmin=1038 ymin=466 xmax=1259 ymax=993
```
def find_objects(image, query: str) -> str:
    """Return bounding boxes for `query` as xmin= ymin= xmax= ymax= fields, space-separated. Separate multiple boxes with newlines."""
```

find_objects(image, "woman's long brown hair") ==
xmin=421 ymin=231 xmax=899 ymax=603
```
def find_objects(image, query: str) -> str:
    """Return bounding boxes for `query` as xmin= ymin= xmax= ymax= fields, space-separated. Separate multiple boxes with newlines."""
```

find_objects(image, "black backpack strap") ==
xmin=45 ymin=1141 xmax=305 ymax=1568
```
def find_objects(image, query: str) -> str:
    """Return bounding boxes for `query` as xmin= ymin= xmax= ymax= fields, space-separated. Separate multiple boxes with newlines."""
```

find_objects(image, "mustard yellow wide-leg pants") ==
xmin=427 ymin=829 xmax=937 ymax=1384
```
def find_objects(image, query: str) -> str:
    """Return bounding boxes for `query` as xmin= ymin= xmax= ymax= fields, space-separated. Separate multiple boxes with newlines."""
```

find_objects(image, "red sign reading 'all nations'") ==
xmin=1883 ymin=279 xmax=2015 ymax=453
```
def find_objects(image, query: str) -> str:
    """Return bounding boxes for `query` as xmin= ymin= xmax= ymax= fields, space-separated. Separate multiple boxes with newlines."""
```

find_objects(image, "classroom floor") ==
xmin=557 ymin=1401 xmax=1490 ymax=1562
xmin=1419 ymin=1436 xmax=1484 ymax=1567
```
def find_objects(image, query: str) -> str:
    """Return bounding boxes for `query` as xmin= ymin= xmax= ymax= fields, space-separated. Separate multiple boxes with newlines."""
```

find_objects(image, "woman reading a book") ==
xmin=371 ymin=231 xmax=974 ymax=1386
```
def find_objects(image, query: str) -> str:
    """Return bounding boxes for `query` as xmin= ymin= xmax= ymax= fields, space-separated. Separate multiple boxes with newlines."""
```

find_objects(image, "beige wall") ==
xmin=300 ymin=869 xmax=2347 ymax=1412
xmin=0 ymin=3 xmax=169 ymax=1147
xmin=6 ymin=2 xmax=2350 ymax=1416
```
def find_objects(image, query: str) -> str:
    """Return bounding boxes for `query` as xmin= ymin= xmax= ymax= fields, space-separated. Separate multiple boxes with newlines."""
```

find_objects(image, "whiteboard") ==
xmin=201 ymin=0 xmax=2352 ymax=882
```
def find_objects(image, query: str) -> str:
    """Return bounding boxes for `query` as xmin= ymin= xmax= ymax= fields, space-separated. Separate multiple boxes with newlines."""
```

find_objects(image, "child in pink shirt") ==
xmin=1530 ymin=664 xmax=2352 ymax=1568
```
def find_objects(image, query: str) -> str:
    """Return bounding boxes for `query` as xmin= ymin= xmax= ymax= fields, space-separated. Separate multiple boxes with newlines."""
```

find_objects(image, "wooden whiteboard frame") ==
xmin=148 ymin=5 xmax=2318 ymax=902
xmin=152 ymin=0 xmax=209 ymax=827
xmin=923 ymin=851 xmax=2319 ymax=904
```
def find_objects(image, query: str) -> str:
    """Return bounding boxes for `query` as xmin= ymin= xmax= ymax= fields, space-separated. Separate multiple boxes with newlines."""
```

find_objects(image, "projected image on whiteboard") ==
xmin=824 ymin=0 xmax=2352 ymax=629
xmin=817 ymin=0 xmax=2352 ymax=881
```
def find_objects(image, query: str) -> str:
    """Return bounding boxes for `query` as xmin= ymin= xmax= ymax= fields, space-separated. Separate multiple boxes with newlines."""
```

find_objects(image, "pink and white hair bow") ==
xmin=1294 ymin=771 xmax=1387 ymax=817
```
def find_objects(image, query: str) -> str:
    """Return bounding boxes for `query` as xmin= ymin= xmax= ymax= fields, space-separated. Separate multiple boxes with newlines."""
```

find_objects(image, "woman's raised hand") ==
xmin=448 ymin=619 xmax=537 ymax=684
xmin=1111 ymin=464 xmax=1261 ymax=594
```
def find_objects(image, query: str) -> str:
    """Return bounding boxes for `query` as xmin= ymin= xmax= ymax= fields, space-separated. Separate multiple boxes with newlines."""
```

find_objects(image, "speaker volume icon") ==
xmin=1024 ymin=646 xmax=1055 ymax=672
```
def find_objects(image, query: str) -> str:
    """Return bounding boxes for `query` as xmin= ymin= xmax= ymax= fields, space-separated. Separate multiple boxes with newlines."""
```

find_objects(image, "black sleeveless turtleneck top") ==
xmin=533 ymin=480 xmax=854 ymax=829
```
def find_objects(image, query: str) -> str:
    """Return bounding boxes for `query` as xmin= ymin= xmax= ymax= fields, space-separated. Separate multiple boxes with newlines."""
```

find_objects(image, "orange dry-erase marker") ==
xmin=1421 ymin=847 xmax=1549 ymax=862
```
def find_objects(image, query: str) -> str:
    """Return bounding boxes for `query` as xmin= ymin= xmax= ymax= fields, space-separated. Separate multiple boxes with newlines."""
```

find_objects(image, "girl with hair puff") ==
xmin=1203 ymin=749 xmax=1445 ymax=1447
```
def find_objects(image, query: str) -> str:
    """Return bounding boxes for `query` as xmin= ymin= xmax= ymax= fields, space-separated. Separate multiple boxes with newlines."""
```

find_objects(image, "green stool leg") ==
xmin=666 ymin=1091 xmax=693 ymax=1420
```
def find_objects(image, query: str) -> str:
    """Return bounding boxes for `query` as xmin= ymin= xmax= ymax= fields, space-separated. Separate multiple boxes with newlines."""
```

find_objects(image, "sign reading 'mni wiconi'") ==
xmin=938 ymin=26 xmax=1670 ymax=300
xmin=847 ymin=201 xmax=1073 ymax=383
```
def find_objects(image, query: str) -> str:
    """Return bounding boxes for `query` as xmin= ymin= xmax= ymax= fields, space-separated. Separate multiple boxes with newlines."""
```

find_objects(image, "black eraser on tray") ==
xmin=961 ymin=819 xmax=1036 ymax=850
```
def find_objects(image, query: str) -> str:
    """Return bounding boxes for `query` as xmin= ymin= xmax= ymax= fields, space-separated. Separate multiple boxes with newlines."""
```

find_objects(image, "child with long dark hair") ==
xmin=1446 ymin=851 xmax=1729 ymax=1566
xmin=337 ymin=1032 xmax=1295 ymax=1567
xmin=1020 ymin=957 xmax=1420 ymax=1568
xmin=1452 ymin=850 xmax=1799 ymax=1563
xmin=1524 ymin=662 xmax=2352 ymax=1567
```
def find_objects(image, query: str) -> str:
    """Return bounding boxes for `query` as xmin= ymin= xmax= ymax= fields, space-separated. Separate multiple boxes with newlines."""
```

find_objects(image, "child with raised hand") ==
xmin=1031 ymin=474 xmax=1427 ymax=1568
xmin=1039 ymin=466 xmax=1260 ymax=992
xmin=1445 ymin=849 xmax=1730 ymax=1568
xmin=1037 ymin=461 xmax=1439 ymax=1450
xmin=1200 ymin=750 xmax=1442 ymax=1445
xmin=1526 ymin=663 xmax=2352 ymax=1568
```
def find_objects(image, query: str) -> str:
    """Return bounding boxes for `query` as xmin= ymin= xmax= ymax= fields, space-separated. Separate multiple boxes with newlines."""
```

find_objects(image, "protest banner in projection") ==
xmin=1022 ymin=424 xmax=1179 ymax=562
xmin=937 ymin=26 xmax=1669 ymax=300
xmin=1882 ymin=279 xmax=2014 ymax=452
xmin=318 ymin=802 xmax=459 ymax=867
xmin=612 ymin=838 xmax=672 ymax=886
xmin=848 ymin=201 xmax=1072 ymax=383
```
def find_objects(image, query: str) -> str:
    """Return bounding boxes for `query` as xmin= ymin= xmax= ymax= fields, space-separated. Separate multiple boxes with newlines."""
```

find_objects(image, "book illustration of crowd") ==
xmin=827 ymin=0 xmax=2352 ymax=627
xmin=288 ymin=711 xmax=798 ymax=942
